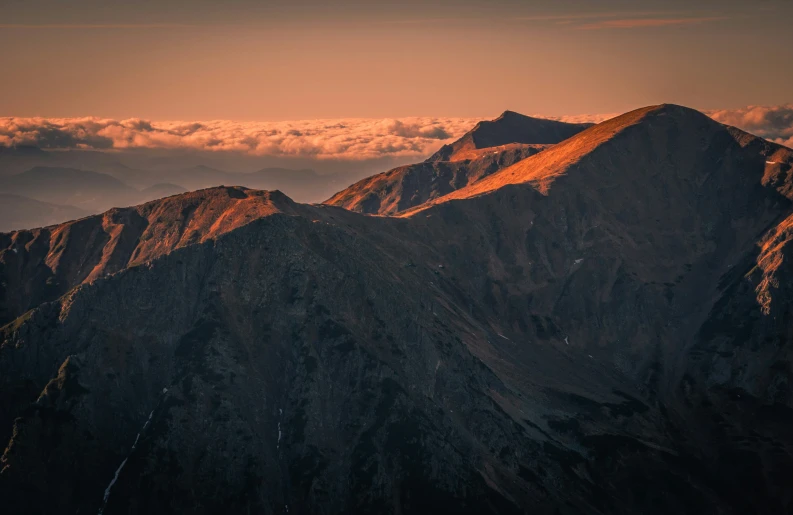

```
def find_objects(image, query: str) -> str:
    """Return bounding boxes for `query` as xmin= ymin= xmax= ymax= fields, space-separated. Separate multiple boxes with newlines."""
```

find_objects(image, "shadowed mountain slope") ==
xmin=2 ymin=105 xmax=793 ymax=514
xmin=325 ymin=111 xmax=591 ymax=215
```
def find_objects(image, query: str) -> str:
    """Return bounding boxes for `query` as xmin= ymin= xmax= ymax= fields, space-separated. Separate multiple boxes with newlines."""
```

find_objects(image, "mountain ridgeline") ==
xmin=2 ymin=105 xmax=793 ymax=514
xmin=325 ymin=110 xmax=592 ymax=214
xmin=0 ymin=163 xmax=363 ymax=232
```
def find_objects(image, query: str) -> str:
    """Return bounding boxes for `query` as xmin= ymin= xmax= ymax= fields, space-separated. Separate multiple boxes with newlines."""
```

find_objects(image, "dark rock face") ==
xmin=3 ymin=105 xmax=793 ymax=514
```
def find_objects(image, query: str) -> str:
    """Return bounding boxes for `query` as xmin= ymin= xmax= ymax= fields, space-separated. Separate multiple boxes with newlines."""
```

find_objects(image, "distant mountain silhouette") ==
xmin=0 ymin=164 xmax=348 ymax=230
xmin=139 ymin=183 xmax=188 ymax=201
xmin=0 ymin=166 xmax=137 ymax=211
xmin=0 ymin=193 xmax=88 ymax=232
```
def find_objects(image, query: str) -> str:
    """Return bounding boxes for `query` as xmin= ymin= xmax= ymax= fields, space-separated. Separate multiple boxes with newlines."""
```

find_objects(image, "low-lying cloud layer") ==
xmin=2 ymin=105 xmax=791 ymax=159
xmin=708 ymin=104 xmax=793 ymax=148
xmin=0 ymin=116 xmax=479 ymax=160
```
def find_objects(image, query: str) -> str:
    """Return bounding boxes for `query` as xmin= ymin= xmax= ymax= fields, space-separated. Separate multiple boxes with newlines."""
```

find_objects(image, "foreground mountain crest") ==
xmin=2 ymin=104 xmax=793 ymax=514
xmin=0 ymin=187 xmax=296 ymax=325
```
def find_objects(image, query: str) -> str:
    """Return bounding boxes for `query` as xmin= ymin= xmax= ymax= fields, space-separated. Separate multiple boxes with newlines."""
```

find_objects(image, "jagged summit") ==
xmin=427 ymin=110 xmax=592 ymax=162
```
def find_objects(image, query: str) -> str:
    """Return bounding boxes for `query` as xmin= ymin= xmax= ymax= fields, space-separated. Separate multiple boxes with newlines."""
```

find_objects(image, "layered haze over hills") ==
xmin=3 ymin=103 xmax=793 ymax=513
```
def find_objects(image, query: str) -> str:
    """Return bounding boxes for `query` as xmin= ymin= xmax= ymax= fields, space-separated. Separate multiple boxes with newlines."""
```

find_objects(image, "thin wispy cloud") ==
xmin=0 ymin=23 xmax=194 ymax=29
xmin=577 ymin=16 xmax=728 ymax=30
xmin=513 ymin=10 xmax=686 ymax=22
xmin=0 ymin=10 xmax=733 ymax=31
xmin=373 ymin=10 xmax=709 ymax=27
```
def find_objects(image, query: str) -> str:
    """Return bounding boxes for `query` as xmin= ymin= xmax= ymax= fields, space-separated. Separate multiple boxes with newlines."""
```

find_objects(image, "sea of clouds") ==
xmin=0 ymin=116 xmax=477 ymax=160
xmin=707 ymin=104 xmax=793 ymax=148
xmin=1 ymin=105 xmax=791 ymax=159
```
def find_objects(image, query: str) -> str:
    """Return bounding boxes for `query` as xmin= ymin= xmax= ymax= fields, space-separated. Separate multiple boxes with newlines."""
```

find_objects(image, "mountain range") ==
xmin=2 ymin=104 xmax=793 ymax=514
xmin=0 ymin=163 xmax=362 ymax=231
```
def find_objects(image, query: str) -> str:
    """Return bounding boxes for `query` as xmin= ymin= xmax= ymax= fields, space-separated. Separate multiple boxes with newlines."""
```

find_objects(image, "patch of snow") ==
xmin=99 ymin=457 xmax=129 ymax=515
xmin=573 ymin=258 xmax=583 ymax=265
xmin=98 ymin=409 xmax=155 ymax=514
xmin=162 ymin=387 xmax=168 ymax=394
xmin=496 ymin=333 xmax=510 ymax=341
xmin=564 ymin=337 xmax=569 ymax=345
xmin=142 ymin=409 xmax=154 ymax=431
xmin=277 ymin=408 xmax=283 ymax=449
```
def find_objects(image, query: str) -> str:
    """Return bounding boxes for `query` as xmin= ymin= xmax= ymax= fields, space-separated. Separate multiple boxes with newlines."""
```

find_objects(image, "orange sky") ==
xmin=1 ymin=0 xmax=792 ymax=121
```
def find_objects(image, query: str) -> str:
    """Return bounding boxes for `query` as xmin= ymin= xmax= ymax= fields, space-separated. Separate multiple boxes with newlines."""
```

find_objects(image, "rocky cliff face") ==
xmin=325 ymin=111 xmax=591 ymax=215
xmin=2 ymin=105 xmax=793 ymax=514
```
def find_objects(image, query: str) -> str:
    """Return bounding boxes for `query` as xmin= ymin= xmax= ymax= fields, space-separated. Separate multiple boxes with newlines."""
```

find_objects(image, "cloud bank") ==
xmin=0 ymin=116 xmax=478 ymax=160
xmin=1 ymin=105 xmax=791 ymax=159
xmin=707 ymin=104 xmax=793 ymax=148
